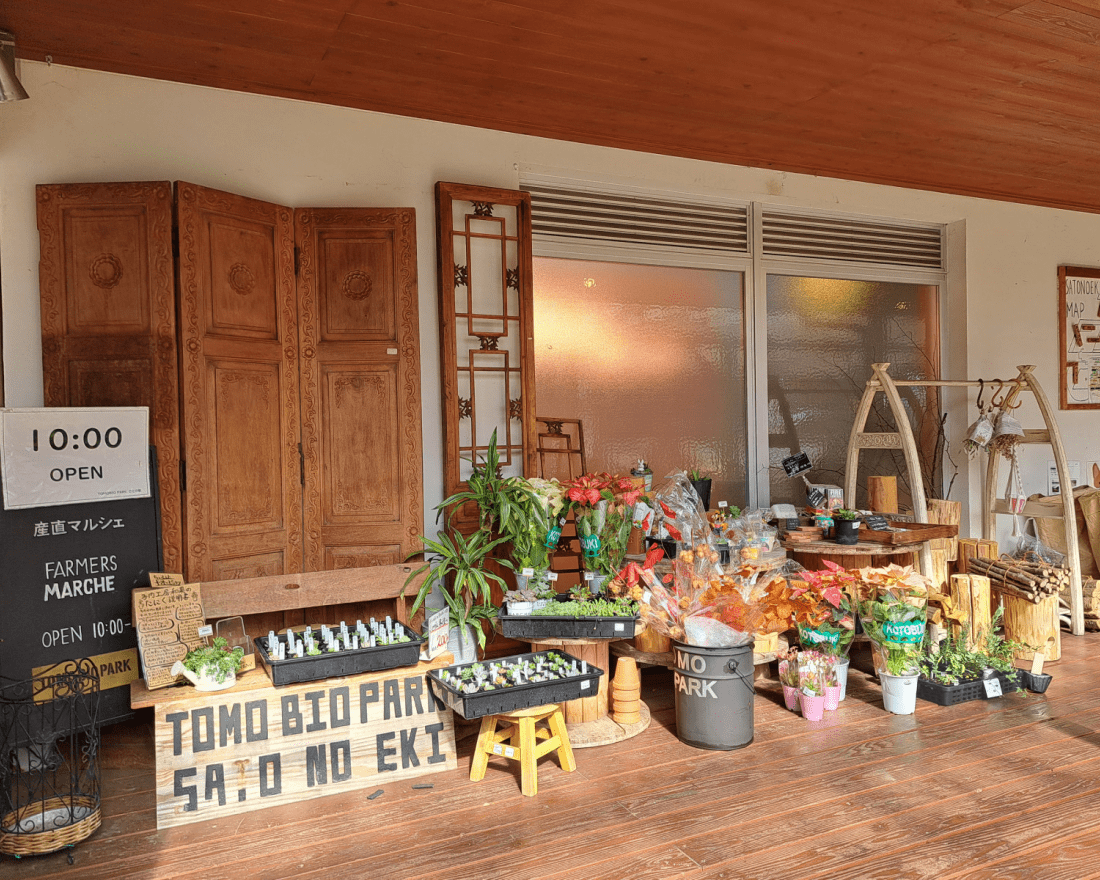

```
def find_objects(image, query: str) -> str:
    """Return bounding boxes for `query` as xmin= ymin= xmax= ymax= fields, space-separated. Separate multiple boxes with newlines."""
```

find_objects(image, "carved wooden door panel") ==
xmin=296 ymin=208 xmax=424 ymax=571
xmin=176 ymin=182 xmax=303 ymax=581
xmin=37 ymin=181 xmax=184 ymax=573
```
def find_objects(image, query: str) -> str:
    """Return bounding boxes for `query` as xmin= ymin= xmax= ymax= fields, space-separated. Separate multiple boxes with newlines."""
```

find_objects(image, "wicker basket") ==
xmin=0 ymin=796 xmax=101 ymax=856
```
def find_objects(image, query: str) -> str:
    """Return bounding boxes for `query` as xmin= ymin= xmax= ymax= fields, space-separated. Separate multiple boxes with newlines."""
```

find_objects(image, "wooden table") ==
xmin=502 ymin=620 xmax=650 ymax=748
xmin=781 ymin=537 xmax=921 ymax=572
xmin=131 ymin=655 xmax=457 ymax=829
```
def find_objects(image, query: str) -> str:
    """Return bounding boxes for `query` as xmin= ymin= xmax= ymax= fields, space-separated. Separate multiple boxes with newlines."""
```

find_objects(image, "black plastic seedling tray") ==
xmin=254 ymin=633 xmax=424 ymax=686
xmin=916 ymin=670 xmax=1022 ymax=706
xmin=497 ymin=612 xmax=637 ymax=640
xmin=427 ymin=650 xmax=603 ymax=719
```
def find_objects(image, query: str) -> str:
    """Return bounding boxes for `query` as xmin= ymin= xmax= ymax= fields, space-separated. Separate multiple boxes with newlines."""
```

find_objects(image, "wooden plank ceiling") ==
xmin=4 ymin=0 xmax=1100 ymax=213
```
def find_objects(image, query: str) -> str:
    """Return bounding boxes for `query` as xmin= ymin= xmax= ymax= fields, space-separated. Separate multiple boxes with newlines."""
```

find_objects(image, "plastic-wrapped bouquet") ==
xmin=565 ymin=473 xmax=643 ymax=579
xmin=857 ymin=564 xmax=931 ymax=676
xmin=508 ymin=477 xmax=568 ymax=580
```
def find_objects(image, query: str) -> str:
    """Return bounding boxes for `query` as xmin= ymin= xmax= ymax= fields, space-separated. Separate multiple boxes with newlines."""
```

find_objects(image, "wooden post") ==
xmin=1001 ymin=593 xmax=1061 ymax=661
xmin=868 ymin=476 xmax=898 ymax=514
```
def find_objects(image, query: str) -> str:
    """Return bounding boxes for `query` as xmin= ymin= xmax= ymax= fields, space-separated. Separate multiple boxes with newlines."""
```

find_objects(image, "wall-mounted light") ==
xmin=0 ymin=31 xmax=29 ymax=102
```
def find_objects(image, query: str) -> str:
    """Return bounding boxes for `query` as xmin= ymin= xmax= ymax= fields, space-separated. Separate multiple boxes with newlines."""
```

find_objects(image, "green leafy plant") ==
xmin=402 ymin=528 xmax=509 ymax=651
xmin=182 ymin=636 xmax=244 ymax=684
xmin=688 ymin=469 xmax=711 ymax=481
xmin=921 ymin=608 xmax=1028 ymax=687
xmin=833 ymin=508 xmax=860 ymax=521
xmin=437 ymin=429 xmax=534 ymax=538
xmin=531 ymin=597 xmax=638 ymax=618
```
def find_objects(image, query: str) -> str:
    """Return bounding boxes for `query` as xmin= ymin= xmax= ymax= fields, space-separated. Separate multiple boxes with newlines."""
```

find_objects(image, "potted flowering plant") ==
xmin=564 ymin=473 xmax=643 ymax=586
xmin=794 ymin=561 xmax=858 ymax=698
xmin=858 ymin=564 xmax=931 ymax=714
xmin=794 ymin=561 xmax=857 ymax=656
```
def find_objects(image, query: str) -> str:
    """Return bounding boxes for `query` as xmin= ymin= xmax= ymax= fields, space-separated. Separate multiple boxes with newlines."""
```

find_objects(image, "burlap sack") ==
xmin=1028 ymin=486 xmax=1100 ymax=579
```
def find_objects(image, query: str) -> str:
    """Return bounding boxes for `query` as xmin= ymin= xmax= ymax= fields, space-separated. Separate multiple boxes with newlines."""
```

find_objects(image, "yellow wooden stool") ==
xmin=469 ymin=703 xmax=576 ymax=796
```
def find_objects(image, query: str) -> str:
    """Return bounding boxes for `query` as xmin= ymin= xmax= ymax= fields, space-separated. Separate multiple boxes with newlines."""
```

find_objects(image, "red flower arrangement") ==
xmin=564 ymin=473 xmax=644 ymax=579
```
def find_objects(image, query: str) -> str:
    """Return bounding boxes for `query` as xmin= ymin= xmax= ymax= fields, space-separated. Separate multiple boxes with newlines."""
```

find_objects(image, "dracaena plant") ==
xmin=401 ymin=528 xmax=510 ymax=650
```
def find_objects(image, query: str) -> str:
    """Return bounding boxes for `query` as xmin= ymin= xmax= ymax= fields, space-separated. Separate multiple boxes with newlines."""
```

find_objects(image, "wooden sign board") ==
xmin=1059 ymin=265 xmax=1100 ymax=409
xmin=132 ymin=658 xmax=457 ymax=829
xmin=133 ymin=580 xmax=206 ymax=689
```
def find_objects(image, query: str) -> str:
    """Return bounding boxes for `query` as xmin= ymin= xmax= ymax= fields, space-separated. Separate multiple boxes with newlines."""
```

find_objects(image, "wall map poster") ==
xmin=0 ymin=437 xmax=163 ymax=725
xmin=1059 ymin=265 xmax=1100 ymax=409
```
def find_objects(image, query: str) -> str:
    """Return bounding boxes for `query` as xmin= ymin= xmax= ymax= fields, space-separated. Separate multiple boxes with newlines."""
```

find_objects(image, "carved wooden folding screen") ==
xmin=436 ymin=182 xmax=536 ymax=516
xmin=37 ymin=181 xmax=184 ymax=573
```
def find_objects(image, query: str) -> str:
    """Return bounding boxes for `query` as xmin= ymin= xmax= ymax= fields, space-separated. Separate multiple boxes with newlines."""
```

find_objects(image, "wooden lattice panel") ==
xmin=436 ymin=183 xmax=536 ymax=510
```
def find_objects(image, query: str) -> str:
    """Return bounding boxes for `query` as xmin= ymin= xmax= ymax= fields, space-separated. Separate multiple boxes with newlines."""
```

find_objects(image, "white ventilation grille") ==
xmin=522 ymin=182 xmax=749 ymax=258
xmin=761 ymin=210 xmax=944 ymax=270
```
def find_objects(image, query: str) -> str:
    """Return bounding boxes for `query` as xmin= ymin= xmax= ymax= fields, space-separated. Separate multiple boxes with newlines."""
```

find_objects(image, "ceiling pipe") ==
xmin=0 ymin=31 xmax=29 ymax=102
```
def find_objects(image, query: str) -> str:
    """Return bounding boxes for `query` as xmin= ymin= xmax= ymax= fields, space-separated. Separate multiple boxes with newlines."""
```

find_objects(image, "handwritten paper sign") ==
xmin=133 ymin=579 xmax=206 ymax=689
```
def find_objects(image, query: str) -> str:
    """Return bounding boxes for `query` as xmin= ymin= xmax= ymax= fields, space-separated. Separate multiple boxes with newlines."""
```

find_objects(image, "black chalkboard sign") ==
xmin=864 ymin=514 xmax=890 ymax=531
xmin=0 ymin=448 xmax=163 ymax=726
xmin=782 ymin=452 xmax=812 ymax=477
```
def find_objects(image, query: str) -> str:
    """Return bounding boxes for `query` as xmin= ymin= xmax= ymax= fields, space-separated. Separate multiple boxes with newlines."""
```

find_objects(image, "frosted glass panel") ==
xmin=767 ymin=276 xmax=940 ymax=509
xmin=534 ymin=258 xmax=747 ymax=507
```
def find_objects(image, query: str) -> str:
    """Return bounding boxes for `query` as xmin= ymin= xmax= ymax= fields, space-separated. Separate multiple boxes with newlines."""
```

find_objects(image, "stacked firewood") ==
xmin=966 ymin=555 xmax=1068 ymax=604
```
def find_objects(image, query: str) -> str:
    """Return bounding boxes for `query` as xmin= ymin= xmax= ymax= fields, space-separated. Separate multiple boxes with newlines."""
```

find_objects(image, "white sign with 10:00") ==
xmin=0 ymin=407 xmax=151 ymax=510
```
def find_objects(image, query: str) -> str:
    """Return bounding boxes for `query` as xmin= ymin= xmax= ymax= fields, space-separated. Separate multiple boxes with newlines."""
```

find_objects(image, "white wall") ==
xmin=3 ymin=61 xmax=1100 ymax=533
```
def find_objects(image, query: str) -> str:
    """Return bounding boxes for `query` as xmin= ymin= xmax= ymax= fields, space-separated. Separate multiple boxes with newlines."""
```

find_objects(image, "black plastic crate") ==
xmin=254 ymin=633 xmax=424 ymax=686
xmin=498 ymin=612 xmax=637 ymax=640
xmin=427 ymin=650 xmax=603 ymax=719
xmin=917 ymin=670 xmax=1022 ymax=706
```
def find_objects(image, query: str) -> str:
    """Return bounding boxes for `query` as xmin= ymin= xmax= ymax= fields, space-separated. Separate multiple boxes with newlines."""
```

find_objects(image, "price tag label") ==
xmin=0 ymin=407 xmax=151 ymax=510
xmin=548 ymin=572 xmax=559 ymax=581
xmin=521 ymin=567 xmax=534 ymax=577
xmin=718 ymin=501 xmax=728 ymax=509
xmin=982 ymin=677 xmax=1003 ymax=698
xmin=581 ymin=680 xmax=590 ymax=690
xmin=196 ymin=624 xmax=214 ymax=639
xmin=425 ymin=607 xmax=450 ymax=660
xmin=584 ymin=571 xmax=595 ymax=581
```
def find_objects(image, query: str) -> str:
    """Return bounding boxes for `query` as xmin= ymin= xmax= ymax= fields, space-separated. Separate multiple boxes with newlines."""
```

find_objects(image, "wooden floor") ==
xmin=9 ymin=634 xmax=1100 ymax=880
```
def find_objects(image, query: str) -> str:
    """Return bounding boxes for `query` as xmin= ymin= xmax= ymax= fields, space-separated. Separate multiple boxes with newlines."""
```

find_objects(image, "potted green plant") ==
xmin=403 ymin=527 xmax=509 ymax=663
xmin=404 ymin=429 xmax=524 ymax=663
xmin=832 ymin=508 xmax=862 ymax=545
xmin=917 ymin=609 xmax=1026 ymax=705
xmin=170 ymin=637 xmax=245 ymax=692
xmin=688 ymin=468 xmax=712 ymax=512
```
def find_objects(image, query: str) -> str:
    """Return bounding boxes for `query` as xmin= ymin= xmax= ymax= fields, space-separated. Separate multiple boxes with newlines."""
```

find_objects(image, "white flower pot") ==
xmin=880 ymin=672 xmax=918 ymax=715
xmin=836 ymin=658 xmax=850 ymax=701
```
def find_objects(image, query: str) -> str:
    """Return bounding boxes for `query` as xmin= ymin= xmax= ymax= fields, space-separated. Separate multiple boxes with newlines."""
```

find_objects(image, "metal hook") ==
xmin=990 ymin=379 xmax=1005 ymax=409
xmin=1002 ymin=381 xmax=1024 ymax=410
xmin=975 ymin=378 xmax=985 ymax=411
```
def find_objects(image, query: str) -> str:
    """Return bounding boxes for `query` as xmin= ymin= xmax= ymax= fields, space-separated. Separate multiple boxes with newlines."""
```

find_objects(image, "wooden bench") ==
xmin=199 ymin=563 xmax=428 ymax=641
